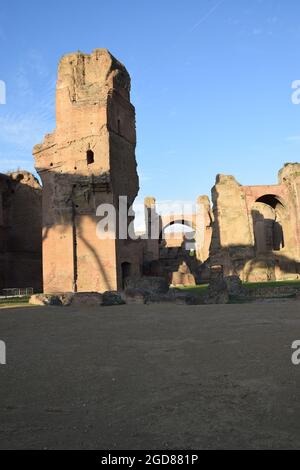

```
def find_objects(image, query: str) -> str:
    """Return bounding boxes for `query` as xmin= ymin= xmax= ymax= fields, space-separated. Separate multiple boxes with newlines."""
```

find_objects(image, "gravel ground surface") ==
xmin=0 ymin=302 xmax=300 ymax=449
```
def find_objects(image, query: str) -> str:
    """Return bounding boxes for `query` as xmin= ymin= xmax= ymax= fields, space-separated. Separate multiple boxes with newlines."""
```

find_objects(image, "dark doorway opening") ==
xmin=121 ymin=262 xmax=131 ymax=289
xmin=87 ymin=150 xmax=94 ymax=165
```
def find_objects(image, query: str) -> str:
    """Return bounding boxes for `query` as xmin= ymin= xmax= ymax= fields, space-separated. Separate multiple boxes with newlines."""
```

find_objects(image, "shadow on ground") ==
xmin=0 ymin=303 xmax=300 ymax=449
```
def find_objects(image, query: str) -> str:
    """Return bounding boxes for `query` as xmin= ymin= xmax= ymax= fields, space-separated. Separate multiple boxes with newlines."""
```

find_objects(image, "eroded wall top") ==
xmin=34 ymin=49 xmax=136 ymax=177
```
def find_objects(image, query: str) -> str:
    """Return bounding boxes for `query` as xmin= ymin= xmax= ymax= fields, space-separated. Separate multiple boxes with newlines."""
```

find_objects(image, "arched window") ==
xmin=87 ymin=149 xmax=94 ymax=165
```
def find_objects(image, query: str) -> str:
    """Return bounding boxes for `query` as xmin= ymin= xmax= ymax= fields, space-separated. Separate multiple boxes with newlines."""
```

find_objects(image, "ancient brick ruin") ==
xmin=0 ymin=171 xmax=42 ymax=292
xmin=209 ymin=163 xmax=300 ymax=282
xmin=142 ymin=164 xmax=300 ymax=285
xmin=1 ymin=50 xmax=300 ymax=295
xmin=33 ymin=49 xmax=142 ymax=293
xmin=142 ymin=196 xmax=213 ymax=286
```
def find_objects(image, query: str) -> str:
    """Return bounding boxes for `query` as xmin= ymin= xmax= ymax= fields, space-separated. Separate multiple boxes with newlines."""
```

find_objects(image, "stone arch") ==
xmin=255 ymin=194 xmax=285 ymax=209
xmin=251 ymin=194 xmax=286 ymax=254
xmin=160 ymin=219 xmax=196 ymax=250
xmin=161 ymin=218 xmax=196 ymax=236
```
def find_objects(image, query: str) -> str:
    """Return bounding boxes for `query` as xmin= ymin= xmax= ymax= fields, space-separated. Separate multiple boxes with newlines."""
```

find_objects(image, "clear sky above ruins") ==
xmin=1 ymin=0 xmax=300 ymax=206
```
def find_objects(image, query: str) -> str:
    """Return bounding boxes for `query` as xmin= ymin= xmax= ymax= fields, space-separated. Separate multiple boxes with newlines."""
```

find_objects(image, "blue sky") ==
xmin=1 ymin=0 xmax=300 ymax=203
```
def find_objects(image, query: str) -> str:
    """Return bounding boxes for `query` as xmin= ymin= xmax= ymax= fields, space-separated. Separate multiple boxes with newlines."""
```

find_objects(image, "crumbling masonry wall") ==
xmin=141 ymin=196 xmax=213 ymax=285
xmin=0 ymin=171 xmax=42 ymax=292
xmin=34 ymin=49 xmax=140 ymax=293
xmin=209 ymin=164 xmax=300 ymax=281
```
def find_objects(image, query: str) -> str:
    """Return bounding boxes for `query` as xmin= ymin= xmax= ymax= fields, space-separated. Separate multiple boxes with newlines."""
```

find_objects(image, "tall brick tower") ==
xmin=34 ymin=49 xmax=139 ymax=293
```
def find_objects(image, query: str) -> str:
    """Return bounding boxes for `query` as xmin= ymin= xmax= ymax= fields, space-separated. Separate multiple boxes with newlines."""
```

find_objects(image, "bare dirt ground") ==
xmin=0 ymin=302 xmax=300 ymax=450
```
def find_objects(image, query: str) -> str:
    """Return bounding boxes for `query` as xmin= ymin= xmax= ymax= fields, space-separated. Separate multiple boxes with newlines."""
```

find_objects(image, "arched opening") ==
xmin=255 ymin=194 xmax=284 ymax=209
xmin=158 ymin=221 xmax=198 ymax=287
xmin=252 ymin=195 xmax=285 ymax=254
xmin=161 ymin=221 xmax=196 ymax=251
xmin=121 ymin=262 xmax=131 ymax=289
xmin=87 ymin=149 xmax=94 ymax=165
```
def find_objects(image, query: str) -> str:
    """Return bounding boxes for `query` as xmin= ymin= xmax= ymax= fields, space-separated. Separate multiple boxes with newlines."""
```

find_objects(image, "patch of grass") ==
xmin=176 ymin=285 xmax=209 ymax=298
xmin=243 ymin=280 xmax=300 ymax=290
xmin=0 ymin=296 xmax=31 ymax=309
xmin=229 ymin=296 xmax=253 ymax=304
xmin=0 ymin=304 xmax=35 ymax=309
xmin=178 ymin=280 xmax=300 ymax=302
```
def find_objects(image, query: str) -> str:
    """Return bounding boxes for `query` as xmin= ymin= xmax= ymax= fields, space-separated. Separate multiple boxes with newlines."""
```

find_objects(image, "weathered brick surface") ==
xmin=0 ymin=171 xmax=42 ymax=292
xmin=210 ymin=164 xmax=300 ymax=282
xmin=33 ymin=49 xmax=141 ymax=293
